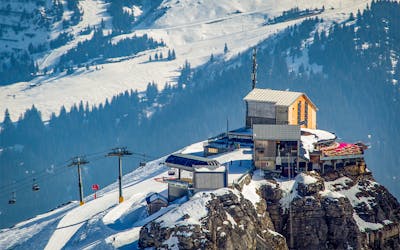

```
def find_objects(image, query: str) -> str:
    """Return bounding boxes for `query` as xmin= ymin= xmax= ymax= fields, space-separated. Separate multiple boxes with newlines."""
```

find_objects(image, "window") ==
xmin=297 ymin=101 xmax=301 ymax=124
xmin=305 ymin=101 xmax=308 ymax=127
xmin=208 ymin=148 xmax=218 ymax=154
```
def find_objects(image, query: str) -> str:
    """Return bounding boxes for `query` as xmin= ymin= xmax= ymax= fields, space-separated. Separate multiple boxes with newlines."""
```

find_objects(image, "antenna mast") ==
xmin=251 ymin=47 xmax=257 ymax=89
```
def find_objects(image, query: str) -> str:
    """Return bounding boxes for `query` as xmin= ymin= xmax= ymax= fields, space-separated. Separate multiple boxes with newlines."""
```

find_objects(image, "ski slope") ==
xmin=0 ymin=140 xmax=254 ymax=249
xmin=0 ymin=0 xmax=371 ymax=121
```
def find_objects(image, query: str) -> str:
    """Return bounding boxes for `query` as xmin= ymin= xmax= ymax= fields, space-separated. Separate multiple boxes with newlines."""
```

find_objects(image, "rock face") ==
xmin=139 ymin=169 xmax=400 ymax=250
xmin=260 ymin=170 xmax=400 ymax=250
xmin=139 ymin=189 xmax=287 ymax=250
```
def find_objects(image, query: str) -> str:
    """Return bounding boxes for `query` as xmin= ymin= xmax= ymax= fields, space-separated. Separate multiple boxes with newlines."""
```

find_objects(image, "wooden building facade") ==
xmin=244 ymin=88 xmax=317 ymax=129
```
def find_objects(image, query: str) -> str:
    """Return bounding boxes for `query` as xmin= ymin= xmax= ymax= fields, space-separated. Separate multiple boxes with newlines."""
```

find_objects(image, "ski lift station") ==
xmin=164 ymin=153 xmax=228 ymax=201
xmin=161 ymin=73 xmax=368 ymax=201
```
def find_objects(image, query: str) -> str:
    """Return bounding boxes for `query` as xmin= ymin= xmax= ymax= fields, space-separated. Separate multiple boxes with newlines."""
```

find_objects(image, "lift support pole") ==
xmin=107 ymin=147 xmax=132 ymax=203
xmin=68 ymin=156 xmax=89 ymax=206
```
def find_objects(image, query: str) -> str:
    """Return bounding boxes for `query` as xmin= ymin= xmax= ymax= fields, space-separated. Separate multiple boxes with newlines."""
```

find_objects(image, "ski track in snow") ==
xmin=0 ymin=0 xmax=371 ymax=121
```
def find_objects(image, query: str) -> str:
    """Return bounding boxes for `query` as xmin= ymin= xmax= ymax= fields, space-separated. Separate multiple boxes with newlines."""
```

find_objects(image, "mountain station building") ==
xmin=244 ymin=88 xmax=317 ymax=129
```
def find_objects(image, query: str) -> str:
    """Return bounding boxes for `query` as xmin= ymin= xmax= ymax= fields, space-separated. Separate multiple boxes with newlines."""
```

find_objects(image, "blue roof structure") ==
xmin=165 ymin=153 xmax=220 ymax=171
xmin=145 ymin=192 xmax=168 ymax=204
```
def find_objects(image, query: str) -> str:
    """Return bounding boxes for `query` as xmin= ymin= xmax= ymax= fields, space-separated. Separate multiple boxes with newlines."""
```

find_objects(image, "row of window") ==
xmin=297 ymin=101 xmax=309 ymax=127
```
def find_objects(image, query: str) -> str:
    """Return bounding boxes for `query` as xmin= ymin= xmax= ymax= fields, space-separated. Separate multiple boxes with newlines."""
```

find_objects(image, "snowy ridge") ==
xmin=0 ymin=0 xmax=372 ymax=121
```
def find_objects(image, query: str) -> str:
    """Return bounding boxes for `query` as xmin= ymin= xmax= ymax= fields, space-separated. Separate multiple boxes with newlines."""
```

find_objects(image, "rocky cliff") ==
xmin=260 ymin=167 xmax=400 ymax=250
xmin=139 ymin=166 xmax=400 ymax=249
xmin=139 ymin=189 xmax=287 ymax=250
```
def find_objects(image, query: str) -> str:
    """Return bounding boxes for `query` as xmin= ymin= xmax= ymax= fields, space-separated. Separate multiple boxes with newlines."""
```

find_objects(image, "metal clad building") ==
xmin=253 ymin=124 xmax=301 ymax=141
xmin=193 ymin=167 xmax=227 ymax=191
xmin=165 ymin=153 xmax=228 ymax=198
xmin=253 ymin=124 xmax=301 ymax=173
xmin=244 ymin=88 xmax=317 ymax=129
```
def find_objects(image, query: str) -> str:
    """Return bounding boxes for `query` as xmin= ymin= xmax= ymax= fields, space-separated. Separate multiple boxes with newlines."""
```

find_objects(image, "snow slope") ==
xmin=0 ymin=0 xmax=371 ymax=121
xmin=0 ymin=152 xmax=168 ymax=249
xmin=0 ymin=140 xmax=256 ymax=249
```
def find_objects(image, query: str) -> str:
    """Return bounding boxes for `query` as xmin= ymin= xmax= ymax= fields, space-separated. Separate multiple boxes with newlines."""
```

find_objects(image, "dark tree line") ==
xmin=0 ymin=51 xmax=37 ymax=85
xmin=57 ymin=29 xmax=164 ymax=70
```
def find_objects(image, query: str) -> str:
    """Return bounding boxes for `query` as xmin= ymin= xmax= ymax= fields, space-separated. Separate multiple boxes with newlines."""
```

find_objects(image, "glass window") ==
xmin=305 ymin=101 xmax=308 ymax=127
xmin=297 ymin=101 xmax=301 ymax=124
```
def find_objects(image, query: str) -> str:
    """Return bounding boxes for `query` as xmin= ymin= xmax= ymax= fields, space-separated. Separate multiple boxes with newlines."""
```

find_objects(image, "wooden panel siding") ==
xmin=288 ymin=94 xmax=317 ymax=129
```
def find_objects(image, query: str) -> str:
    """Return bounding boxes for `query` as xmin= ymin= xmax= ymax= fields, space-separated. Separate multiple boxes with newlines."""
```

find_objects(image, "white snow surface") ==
xmin=325 ymin=177 xmax=377 ymax=210
xmin=353 ymin=213 xmax=383 ymax=232
xmin=241 ymin=172 xmax=269 ymax=209
xmin=0 ymin=141 xmax=248 ymax=249
xmin=211 ymin=148 xmax=253 ymax=184
xmin=0 ymin=141 xmax=200 ymax=249
xmin=295 ymin=172 xmax=318 ymax=185
xmin=0 ymin=0 xmax=372 ymax=121
xmin=155 ymin=188 xmax=233 ymax=228
xmin=301 ymin=128 xmax=336 ymax=159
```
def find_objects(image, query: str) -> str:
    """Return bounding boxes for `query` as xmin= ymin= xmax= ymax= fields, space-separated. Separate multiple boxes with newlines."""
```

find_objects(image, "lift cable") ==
xmin=0 ymin=148 xmax=159 ymax=200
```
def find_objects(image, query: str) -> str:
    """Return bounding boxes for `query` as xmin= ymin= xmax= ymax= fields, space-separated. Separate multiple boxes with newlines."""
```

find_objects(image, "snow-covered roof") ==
xmin=244 ymin=88 xmax=316 ymax=108
xmin=194 ymin=165 xmax=226 ymax=173
xmin=301 ymin=128 xmax=336 ymax=142
xmin=146 ymin=192 xmax=168 ymax=204
xmin=300 ymin=128 xmax=336 ymax=160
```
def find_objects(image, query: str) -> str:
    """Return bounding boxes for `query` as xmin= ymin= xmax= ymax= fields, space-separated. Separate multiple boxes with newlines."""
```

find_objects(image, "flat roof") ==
xmin=243 ymin=88 xmax=317 ymax=108
xmin=165 ymin=154 xmax=220 ymax=171
xmin=253 ymin=124 xmax=301 ymax=141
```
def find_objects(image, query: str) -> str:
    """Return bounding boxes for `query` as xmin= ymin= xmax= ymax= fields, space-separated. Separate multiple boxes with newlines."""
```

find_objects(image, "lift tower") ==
xmin=68 ymin=156 xmax=89 ymax=205
xmin=107 ymin=147 xmax=132 ymax=203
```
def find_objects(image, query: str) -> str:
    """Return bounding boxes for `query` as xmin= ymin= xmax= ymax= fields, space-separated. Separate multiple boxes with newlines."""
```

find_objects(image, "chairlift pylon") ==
xmin=8 ymin=192 xmax=16 ymax=204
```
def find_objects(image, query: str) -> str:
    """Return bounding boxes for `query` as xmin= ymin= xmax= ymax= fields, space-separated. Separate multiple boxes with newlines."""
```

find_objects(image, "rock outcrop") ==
xmin=139 ymin=189 xmax=287 ymax=250
xmin=139 ymin=169 xmax=400 ymax=250
xmin=260 ymin=170 xmax=400 ymax=250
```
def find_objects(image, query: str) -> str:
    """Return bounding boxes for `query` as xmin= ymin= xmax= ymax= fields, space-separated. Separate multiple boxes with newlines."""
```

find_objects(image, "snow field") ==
xmin=0 ymin=0 xmax=372 ymax=121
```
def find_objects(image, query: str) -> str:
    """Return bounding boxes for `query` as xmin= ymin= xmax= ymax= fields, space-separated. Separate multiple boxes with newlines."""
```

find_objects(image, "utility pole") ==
xmin=287 ymin=152 xmax=294 ymax=249
xmin=251 ymin=47 xmax=257 ymax=89
xmin=68 ymin=156 xmax=89 ymax=206
xmin=107 ymin=147 xmax=132 ymax=203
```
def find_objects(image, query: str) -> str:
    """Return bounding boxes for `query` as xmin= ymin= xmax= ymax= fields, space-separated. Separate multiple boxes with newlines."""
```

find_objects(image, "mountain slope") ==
xmin=0 ymin=0 xmax=371 ymax=121
xmin=2 ymin=0 xmax=400 ymax=230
